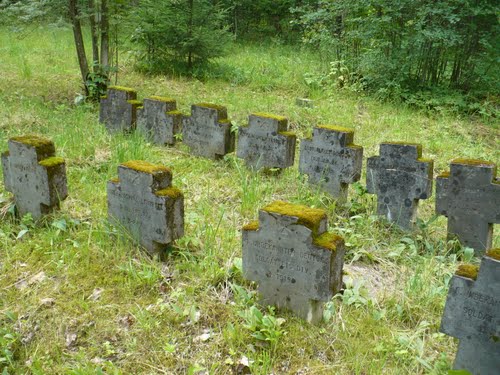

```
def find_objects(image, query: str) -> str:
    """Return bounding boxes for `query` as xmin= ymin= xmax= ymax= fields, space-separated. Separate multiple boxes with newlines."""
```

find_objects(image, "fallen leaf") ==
xmin=40 ymin=298 xmax=55 ymax=307
xmin=88 ymin=288 xmax=103 ymax=301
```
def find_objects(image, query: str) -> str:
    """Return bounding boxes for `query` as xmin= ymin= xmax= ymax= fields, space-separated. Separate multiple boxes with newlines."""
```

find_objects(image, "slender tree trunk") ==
xmin=100 ymin=0 xmax=110 ymax=68
xmin=187 ymin=0 xmax=193 ymax=70
xmin=88 ymin=0 xmax=99 ymax=70
xmin=69 ymin=0 xmax=89 ymax=94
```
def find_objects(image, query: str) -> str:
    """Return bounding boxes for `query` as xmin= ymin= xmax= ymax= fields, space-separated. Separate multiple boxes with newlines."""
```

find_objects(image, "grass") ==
xmin=0 ymin=25 xmax=499 ymax=374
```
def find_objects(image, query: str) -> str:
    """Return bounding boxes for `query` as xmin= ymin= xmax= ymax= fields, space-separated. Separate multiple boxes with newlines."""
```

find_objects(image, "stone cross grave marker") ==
xmin=440 ymin=249 xmax=500 ymax=375
xmin=182 ymin=103 xmax=235 ymax=160
xmin=107 ymin=160 xmax=184 ymax=255
xmin=1 ymin=135 xmax=67 ymax=219
xmin=366 ymin=142 xmax=433 ymax=229
xmin=242 ymin=201 xmax=345 ymax=324
xmin=237 ymin=113 xmax=296 ymax=170
xmin=99 ymin=86 xmax=142 ymax=133
xmin=299 ymin=125 xmax=363 ymax=201
xmin=436 ymin=159 xmax=499 ymax=255
xmin=137 ymin=96 xmax=183 ymax=145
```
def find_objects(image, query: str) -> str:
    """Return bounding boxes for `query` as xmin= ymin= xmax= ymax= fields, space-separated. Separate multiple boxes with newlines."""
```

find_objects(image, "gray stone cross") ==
xmin=182 ymin=103 xmax=235 ymax=160
xmin=366 ymin=142 xmax=433 ymax=229
xmin=237 ymin=112 xmax=296 ymax=170
xmin=1 ymin=135 xmax=67 ymax=219
xmin=107 ymin=160 xmax=184 ymax=255
xmin=137 ymin=96 xmax=183 ymax=145
xmin=299 ymin=125 xmax=363 ymax=201
xmin=242 ymin=201 xmax=345 ymax=324
xmin=436 ymin=159 xmax=499 ymax=255
xmin=440 ymin=250 xmax=500 ymax=375
xmin=99 ymin=86 xmax=142 ymax=133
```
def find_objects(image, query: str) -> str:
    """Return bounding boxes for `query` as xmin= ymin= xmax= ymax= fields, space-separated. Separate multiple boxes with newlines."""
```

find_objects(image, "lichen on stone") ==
xmin=262 ymin=201 xmax=326 ymax=235
xmin=167 ymin=110 xmax=184 ymax=116
xmin=486 ymin=248 xmax=500 ymax=261
xmin=109 ymin=177 xmax=120 ymax=184
xmin=195 ymin=103 xmax=228 ymax=119
xmin=437 ymin=171 xmax=450 ymax=178
xmin=127 ymin=100 xmax=143 ymax=107
xmin=242 ymin=220 xmax=259 ymax=231
xmin=313 ymin=232 xmax=342 ymax=251
xmin=451 ymin=158 xmax=496 ymax=167
xmin=455 ymin=264 xmax=479 ymax=280
xmin=317 ymin=124 xmax=353 ymax=134
xmin=252 ymin=112 xmax=288 ymax=124
xmin=11 ymin=135 xmax=55 ymax=155
xmin=121 ymin=160 xmax=171 ymax=175
xmin=155 ymin=186 xmax=183 ymax=199
xmin=108 ymin=85 xmax=136 ymax=93
xmin=279 ymin=131 xmax=296 ymax=138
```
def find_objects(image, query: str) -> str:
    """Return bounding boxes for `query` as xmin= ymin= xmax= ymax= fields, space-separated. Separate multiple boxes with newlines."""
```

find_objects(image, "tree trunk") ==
xmin=100 ymin=0 xmax=109 ymax=68
xmin=69 ymin=0 xmax=89 ymax=94
xmin=88 ymin=0 xmax=99 ymax=70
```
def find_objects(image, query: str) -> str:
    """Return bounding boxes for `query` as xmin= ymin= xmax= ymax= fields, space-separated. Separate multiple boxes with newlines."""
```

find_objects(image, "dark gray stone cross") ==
xmin=137 ymin=96 xmax=183 ymax=145
xmin=107 ymin=160 xmax=184 ymax=255
xmin=182 ymin=103 xmax=235 ymax=160
xmin=1 ymin=135 xmax=67 ymax=220
xmin=99 ymin=86 xmax=142 ymax=133
xmin=237 ymin=112 xmax=296 ymax=170
xmin=366 ymin=142 xmax=433 ymax=229
xmin=440 ymin=250 xmax=500 ymax=375
xmin=299 ymin=125 xmax=363 ymax=201
xmin=436 ymin=159 xmax=499 ymax=255
xmin=242 ymin=201 xmax=345 ymax=324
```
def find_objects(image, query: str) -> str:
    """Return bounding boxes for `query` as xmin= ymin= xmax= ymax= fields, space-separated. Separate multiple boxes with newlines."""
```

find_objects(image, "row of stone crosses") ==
xmin=0 ymin=84 xmax=498 ymax=374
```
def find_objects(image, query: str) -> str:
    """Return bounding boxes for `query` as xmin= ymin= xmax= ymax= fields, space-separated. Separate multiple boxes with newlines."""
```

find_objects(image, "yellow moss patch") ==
xmin=127 ymin=100 xmax=143 ymax=107
xmin=156 ymin=186 xmax=183 ymax=199
xmin=11 ymin=135 xmax=55 ymax=155
xmin=252 ymin=112 xmax=288 ymax=124
xmin=39 ymin=157 xmax=64 ymax=168
xmin=279 ymin=131 xmax=296 ymax=138
xmin=242 ymin=220 xmax=259 ymax=231
xmin=121 ymin=160 xmax=171 ymax=175
xmin=149 ymin=96 xmax=176 ymax=103
xmin=313 ymin=232 xmax=343 ymax=251
xmin=451 ymin=158 xmax=496 ymax=167
xmin=262 ymin=201 xmax=326 ymax=235
xmin=317 ymin=124 xmax=353 ymax=134
xmin=348 ymin=144 xmax=363 ymax=150
xmin=109 ymin=177 xmax=120 ymax=184
xmin=455 ymin=264 xmax=479 ymax=280
xmin=486 ymin=248 xmax=500 ymax=261
xmin=101 ymin=95 xmax=107 ymax=100
xmin=167 ymin=110 xmax=184 ymax=116
xmin=108 ymin=85 xmax=136 ymax=93
xmin=219 ymin=119 xmax=231 ymax=124
xmin=437 ymin=171 xmax=450 ymax=178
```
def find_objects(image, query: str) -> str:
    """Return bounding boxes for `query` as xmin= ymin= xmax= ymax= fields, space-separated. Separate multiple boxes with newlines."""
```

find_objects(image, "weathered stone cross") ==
xmin=99 ymin=86 xmax=142 ymax=133
xmin=366 ymin=142 xmax=433 ymax=229
xmin=237 ymin=112 xmax=296 ymax=170
xmin=2 ymin=135 xmax=67 ymax=219
xmin=242 ymin=201 xmax=345 ymax=324
xmin=299 ymin=125 xmax=363 ymax=200
xmin=436 ymin=159 xmax=499 ymax=255
xmin=137 ymin=96 xmax=183 ymax=145
xmin=440 ymin=249 xmax=500 ymax=375
xmin=107 ymin=160 xmax=184 ymax=255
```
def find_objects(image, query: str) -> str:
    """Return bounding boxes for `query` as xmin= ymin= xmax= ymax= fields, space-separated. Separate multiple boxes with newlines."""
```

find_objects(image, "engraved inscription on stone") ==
xmin=242 ymin=201 xmax=345 ymax=324
xmin=366 ymin=142 xmax=433 ymax=229
xmin=182 ymin=103 xmax=235 ymax=160
xmin=1 ymin=135 xmax=67 ymax=219
xmin=440 ymin=250 xmax=500 ymax=375
xmin=99 ymin=86 xmax=142 ymax=133
xmin=436 ymin=159 xmax=499 ymax=255
xmin=299 ymin=125 xmax=363 ymax=200
xmin=107 ymin=160 xmax=184 ymax=254
xmin=237 ymin=113 xmax=296 ymax=170
xmin=137 ymin=96 xmax=182 ymax=145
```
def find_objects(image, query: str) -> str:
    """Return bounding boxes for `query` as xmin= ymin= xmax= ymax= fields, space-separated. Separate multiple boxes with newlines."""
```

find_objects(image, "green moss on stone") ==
xmin=262 ymin=201 xmax=326 ymax=235
xmin=252 ymin=112 xmax=288 ymax=123
xmin=452 ymin=158 xmax=495 ymax=167
xmin=128 ymin=100 xmax=143 ymax=107
xmin=313 ymin=232 xmax=343 ymax=251
xmin=219 ymin=119 xmax=231 ymax=124
xmin=149 ymin=96 xmax=176 ymax=104
xmin=156 ymin=186 xmax=183 ymax=199
xmin=242 ymin=220 xmax=259 ymax=231
xmin=121 ymin=160 xmax=171 ymax=175
xmin=455 ymin=264 xmax=479 ymax=280
xmin=317 ymin=124 xmax=354 ymax=134
xmin=438 ymin=171 xmax=450 ymax=178
xmin=108 ymin=85 xmax=136 ymax=93
xmin=486 ymin=248 xmax=500 ymax=261
xmin=279 ymin=131 xmax=296 ymax=138
xmin=39 ymin=156 xmax=64 ymax=168
xmin=167 ymin=110 xmax=184 ymax=116
xmin=195 ymin=103 xmax=228 ymax=119
xmin=109 ymin=177 xmax=120 ymax=184
xmin=11 ymin=135 xmax=55 ymax=155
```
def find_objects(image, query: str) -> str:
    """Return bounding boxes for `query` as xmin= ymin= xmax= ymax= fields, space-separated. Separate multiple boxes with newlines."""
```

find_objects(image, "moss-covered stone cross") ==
xmin=242 ymin=201 xmax=345 ymax=324
xmin=137 ymin=96 xmax=182 ymax=146
xmin=107 ymin=160 xmax=184 ymax=255
xmin=99 ymin=86 xmax=142 ymax=133
xmin=1 ymin=135 xmax=67 ymax=219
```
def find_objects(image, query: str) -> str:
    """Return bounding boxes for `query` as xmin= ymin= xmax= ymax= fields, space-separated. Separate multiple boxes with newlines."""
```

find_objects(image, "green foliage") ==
xmin=130 ymin=0 xmax=231 ymax=72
